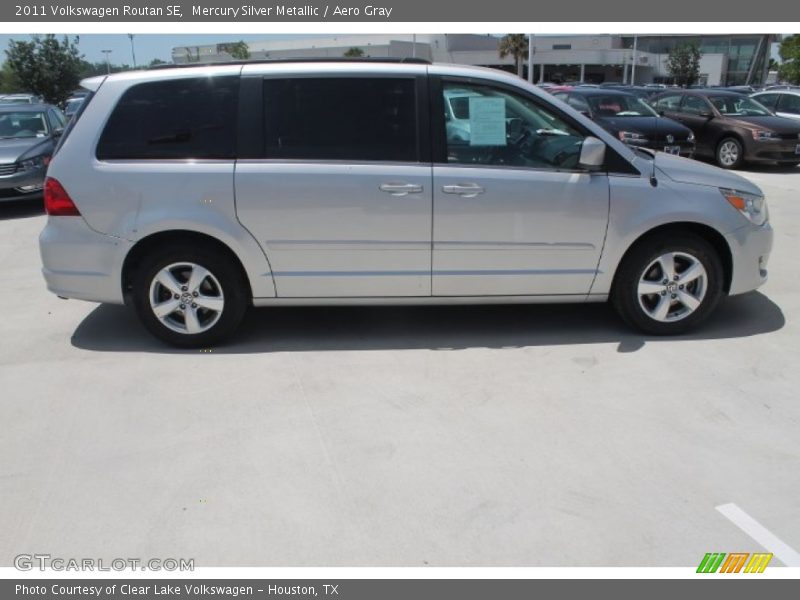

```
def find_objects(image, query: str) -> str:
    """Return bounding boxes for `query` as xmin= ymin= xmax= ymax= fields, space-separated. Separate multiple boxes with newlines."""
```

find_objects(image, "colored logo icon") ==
xmin=697 ymin=552 xmax=773 ymax=573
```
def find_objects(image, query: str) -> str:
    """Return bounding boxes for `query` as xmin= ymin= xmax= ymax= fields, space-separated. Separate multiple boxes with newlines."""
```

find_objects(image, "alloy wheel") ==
xmin=637 ymin=251 xmax=707 ymax=323
xmin=148 ymin=262 xmax=225 ymax=334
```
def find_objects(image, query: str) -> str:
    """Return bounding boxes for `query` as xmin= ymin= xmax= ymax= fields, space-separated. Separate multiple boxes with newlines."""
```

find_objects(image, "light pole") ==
xmin=527 ymin=34 xmax=535 ymax=83
xmin=631 ymin=35 xmax=638 ymax=86
xmin=128 ymin=34 xmax=137 ymax=68
xmin=101 ymin=50 xmax=112 ymax=74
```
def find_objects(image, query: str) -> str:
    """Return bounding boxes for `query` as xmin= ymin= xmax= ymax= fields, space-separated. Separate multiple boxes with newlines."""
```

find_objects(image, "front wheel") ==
xmin=716 ymin=137 xmax=744 ymax=169
xmin=612 ymin=234 xmax=724 ymax=335
xmin=132 ymin=246 xmax=248 ymax=347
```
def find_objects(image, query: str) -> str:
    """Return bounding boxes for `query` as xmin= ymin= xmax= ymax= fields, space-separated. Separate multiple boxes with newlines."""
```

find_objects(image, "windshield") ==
xmin=587 ymin=94 xmax=658 ymax=117
xmin=708 ymin=95 xmax=771 ymax=116
xmin=0 ymin=111 xmax=49 ymax=139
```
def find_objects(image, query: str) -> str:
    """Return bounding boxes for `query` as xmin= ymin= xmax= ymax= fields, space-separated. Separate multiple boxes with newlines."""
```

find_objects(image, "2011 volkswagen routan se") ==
xmin=39 ymin=59 xmax=773 ymax=347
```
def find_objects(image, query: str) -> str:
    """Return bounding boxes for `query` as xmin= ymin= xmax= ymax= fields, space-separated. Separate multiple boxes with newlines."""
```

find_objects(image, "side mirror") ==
xmin=699 ymin=111 xmax=713 ymax=119
xmin=52 ymin=127 xmax=64 ymax=138
xmin=578 ymin=136 xmax=606 ymax=171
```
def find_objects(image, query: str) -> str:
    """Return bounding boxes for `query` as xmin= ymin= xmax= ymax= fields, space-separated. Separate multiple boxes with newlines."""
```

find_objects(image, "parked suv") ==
xmin=40 ymin=60 xmax=773 ymax=346
xmin=651 ymin=89 xmax=800 ymax=169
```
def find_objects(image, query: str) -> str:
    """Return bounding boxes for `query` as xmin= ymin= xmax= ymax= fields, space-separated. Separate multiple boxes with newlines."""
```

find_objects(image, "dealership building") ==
xmin=172 ymin=34 xmax=775 ymax=86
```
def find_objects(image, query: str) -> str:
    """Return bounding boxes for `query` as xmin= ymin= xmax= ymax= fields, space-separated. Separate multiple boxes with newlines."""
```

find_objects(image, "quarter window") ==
xmin=96 ymin=76 xmax=239 ymax=160
xmin=442 ymin=81 xmax=586 ymax=170
xmin=262 ymin=78 xmax=418 ymax=162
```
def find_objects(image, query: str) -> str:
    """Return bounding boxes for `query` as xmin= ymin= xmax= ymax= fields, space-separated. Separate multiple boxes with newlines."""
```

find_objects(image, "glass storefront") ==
xmin=620 ymin=35 xmax=770 ymax=85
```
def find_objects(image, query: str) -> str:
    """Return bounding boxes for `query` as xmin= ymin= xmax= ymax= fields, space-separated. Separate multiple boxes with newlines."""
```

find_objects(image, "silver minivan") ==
xmin=39 ymin=60 xmax=773 ymax=347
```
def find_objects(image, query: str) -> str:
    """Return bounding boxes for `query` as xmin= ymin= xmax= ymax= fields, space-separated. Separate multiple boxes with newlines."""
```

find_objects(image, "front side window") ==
xmin=442 ymin=81 xmax=586 ymax=170
xmin=566 ymin=95 xmax=590 ymax=112
xmin=263 ymin=77 xmax=418 ymax=162
xmin=0 ymin=111 xmax=48 ymax=139
xmin=48 ymin=108 xmax=66 ymax=130
xmin=755 ymin=94 xmax=779 ymax=111
xmin=708 ymin=95 xmax=771 ymax=116
xmin=652 ymin=94 xmax=682 ymax=111
xmin=586 ymin=94 xmax=657 ymax=117
xmin=96 ymin=76 xmax=239 ymax=160
xmin=680 ymin=95 xmax=711 ymax=115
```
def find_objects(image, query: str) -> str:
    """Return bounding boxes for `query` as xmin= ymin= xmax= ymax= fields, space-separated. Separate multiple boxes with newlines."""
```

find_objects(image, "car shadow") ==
xmin=0 ymin=199 xmax=44 ymax=220
xmin=70 ymin=291 xmax=785 ymax=355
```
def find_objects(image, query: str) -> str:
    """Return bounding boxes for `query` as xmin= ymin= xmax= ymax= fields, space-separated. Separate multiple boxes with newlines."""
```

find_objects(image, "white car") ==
xmin=751 ymin=90 xmax=800 ymax=121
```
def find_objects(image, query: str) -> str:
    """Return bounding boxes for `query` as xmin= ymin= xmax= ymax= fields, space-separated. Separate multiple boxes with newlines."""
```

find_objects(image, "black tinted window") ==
xmin=263 ymin=78 xmax=418 ymax=162
xmin=97 ymin=77 xmax=239 ymax=160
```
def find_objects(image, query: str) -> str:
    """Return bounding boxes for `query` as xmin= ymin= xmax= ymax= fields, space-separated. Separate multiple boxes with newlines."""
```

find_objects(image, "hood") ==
xmin=724 ymin=115 xmax=800 ymax=134
xmin=0 ymin=136 xmax=52 ymax=163
xmin=597 ymin=115 xmax=692 ymax=139
xmin=654 ymin=151 xmax=762 ymax=196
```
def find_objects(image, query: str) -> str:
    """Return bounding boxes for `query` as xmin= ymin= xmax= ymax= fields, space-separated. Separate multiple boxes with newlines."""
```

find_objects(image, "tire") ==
xmin=716 ymin=137 xmax=745 ymax=169
xmin=612 ymin=233 xmax=724 ymax=335
xmin=132 ymin=244 xmax=248 ymax=348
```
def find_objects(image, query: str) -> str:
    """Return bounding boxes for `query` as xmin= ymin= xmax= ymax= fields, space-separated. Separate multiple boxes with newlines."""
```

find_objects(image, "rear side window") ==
xmin=262 ymin=77 xmax=418 ymax=162
xmin=97 ymin=76 xmax=239 ymax=160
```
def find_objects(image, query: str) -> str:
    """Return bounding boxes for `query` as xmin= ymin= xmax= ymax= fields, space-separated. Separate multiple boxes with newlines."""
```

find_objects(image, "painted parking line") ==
xmin=716 ymin=503 xmax=800 ymax=567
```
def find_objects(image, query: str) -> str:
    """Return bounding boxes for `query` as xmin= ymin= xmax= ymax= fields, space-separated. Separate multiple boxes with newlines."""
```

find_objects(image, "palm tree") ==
xmin=499 ymin=34 xmax=529 ymax=78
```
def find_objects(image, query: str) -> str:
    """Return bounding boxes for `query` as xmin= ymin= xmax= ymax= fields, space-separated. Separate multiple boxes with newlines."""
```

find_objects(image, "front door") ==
xmin=235 ymin=73 xmax=432 ymax=297
xmin=432 ymin=78 xmax=610 ymax=296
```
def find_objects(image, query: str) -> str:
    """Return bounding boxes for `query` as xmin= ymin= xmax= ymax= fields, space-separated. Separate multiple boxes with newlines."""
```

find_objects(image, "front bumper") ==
xmin=744 ymin=139 xmax=800 ymax=163
xmin=0 ymin=165 xmax=46 ymax=202
xmin=39 ymin=216 xmax=130 ymax=304
xmin=626 ymin=139 xmax=694 ymax=158
xmin=725 ymin=222 xmax=773 ymax=295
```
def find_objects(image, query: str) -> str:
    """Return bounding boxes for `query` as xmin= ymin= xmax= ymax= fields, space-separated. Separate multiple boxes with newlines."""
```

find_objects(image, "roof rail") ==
xmin=148 ymin=57 xmax=432 ymax=70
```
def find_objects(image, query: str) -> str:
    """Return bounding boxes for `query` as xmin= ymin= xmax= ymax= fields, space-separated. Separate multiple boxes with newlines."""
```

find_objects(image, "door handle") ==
xmin=442 ymin=183 xmax=485 ymax=198
xmin=379 ymin=182 xmax=423 ymax=196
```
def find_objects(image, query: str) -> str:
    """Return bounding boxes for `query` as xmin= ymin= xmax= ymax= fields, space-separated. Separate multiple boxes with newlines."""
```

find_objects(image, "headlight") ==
xmin=17 ymin=155 xmax=50 ymax=171
xmin=751 ymin=130 xmax=778 ymax=141
xmin=618 ymin=131 xmax=648 ymax=142
xmin=720 ymin=188 xmax=768 ymax=226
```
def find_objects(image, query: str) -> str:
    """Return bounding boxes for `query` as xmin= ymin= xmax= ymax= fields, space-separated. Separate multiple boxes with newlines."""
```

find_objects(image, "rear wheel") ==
xmin=716 ymin=137 xmax=744 ymax=169
xmin=132 ymin=245 xmax=247 ymax=347
xmin=612 ymin=234 xmax=724 ymax=335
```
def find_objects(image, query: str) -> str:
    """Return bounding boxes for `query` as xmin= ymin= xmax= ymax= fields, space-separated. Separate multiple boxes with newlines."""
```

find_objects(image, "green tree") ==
xmin=778 ymin=34 xmax=800 ymax=84
xmin=0 ymin=62 xmax=20 ymax=93
xmin=5 ymin=35 xmax=83 ymax=105
xmin=499 ymin=34 xmax=529 ymax=78
xmin=343 ymin=47 xmax=365 ymax=58
xmin=228 ymin=41 xmax=250 ymax=61
xmin=148 ymin=58 xmax=168 ymax=67
xmin=666 ymin=43 xmax=702 ymax=87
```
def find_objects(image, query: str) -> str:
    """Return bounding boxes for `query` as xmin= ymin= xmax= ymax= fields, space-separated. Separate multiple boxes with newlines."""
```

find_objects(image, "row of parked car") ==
xmin=0 ymin=91 xmax=89 ymax=204
xmin=543 ymin=83 xmax=800 ymax=169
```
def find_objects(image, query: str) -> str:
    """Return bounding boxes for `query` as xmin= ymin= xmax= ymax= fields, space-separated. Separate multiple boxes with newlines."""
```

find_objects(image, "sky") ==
xmin=0 ymin=34 xmax=318 ymax=66
xmin=0 ymin=34 xmax=783 ymax=67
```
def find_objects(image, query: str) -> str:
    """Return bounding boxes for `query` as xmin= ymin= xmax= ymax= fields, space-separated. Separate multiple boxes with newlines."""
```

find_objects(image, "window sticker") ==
xmin=468 ymin=97 xmax=507 ymax=146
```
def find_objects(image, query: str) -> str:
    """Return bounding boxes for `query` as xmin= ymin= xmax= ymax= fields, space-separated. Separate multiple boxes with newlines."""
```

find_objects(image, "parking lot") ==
xmin=0 ymin=164 xmax=798 ymax=567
